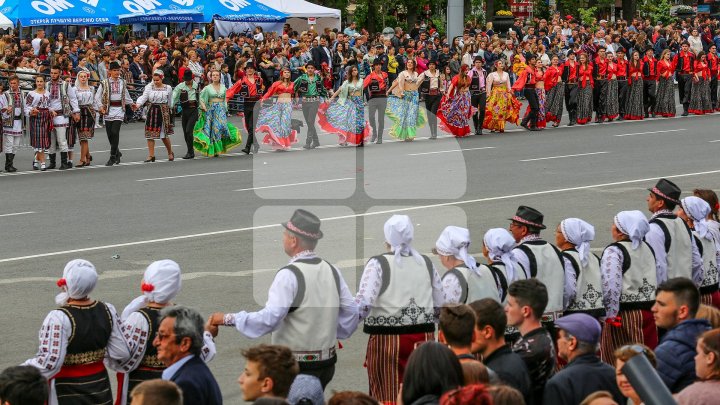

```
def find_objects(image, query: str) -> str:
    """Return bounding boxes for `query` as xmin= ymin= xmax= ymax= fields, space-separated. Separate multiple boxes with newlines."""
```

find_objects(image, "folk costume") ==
xmin=680 ymin=197 xmax=720 ymax=307
xmin=194 ymin=82 xmax=242 ymax=156
xmin=436 ymin=70 xmax=472 ymax=137
xmin=544 ymin=64 xmax=564 ymax=126
xmin=172 ymin=71 xmax=200 ymax=158
xmin=25 ymin=89 xmax=53 ymax=170
xmin=24 ymin=260 xmax=131 ymax=405
xmin=109 ymin=260 xmax=216 ymax=405
xmin=689 ymin=59 xmax=713 ymax=115
xmin=513 ymin=64 xmax=541 ymax=130
xmin=221 ymin=210 xmax=359 ymax=389
xmin=363 ymin=66 xmax=389 ymax=143
xmin=674 ymin=49 xmax=695 ymax=115
xmin=468 ymin=59 xmax=487 ymax=135
xmin=386 ymin=70 xmax=426 ymax=140
xmin=708 ymin=51 xmax=719 ymax=110
xmin=294 ymin=70 xmax=327 ymax=148
xmin=483 ymin=70 xmax=520 ymax=132
xmin=642 ymin=51 xmax=658 ymax=117
xmin=593 ymin=54 xmax=609 ymax=122
xmin=256 ymin=80 xmax=297 ymax=150
xmin=94 ymin=63 xmax=134 ymax=166
xmin=575 ymin=62 xmax=594 ymax=125
xmin=655 ymin=58 xmax=676 ymax=117
xmin=226 ymin=68 xmax=264 ymax=154
xmin=318 ymin=78 xmax=370 ymax=145
xmin=69 ymin=84 xmax=96 ymax=142
xmin=419 ymin=66 xmax=443 ymax=138
xmin=0 ymin=87 xmax=26 ymax=172
xmin=600 ymin=211 xmax=659 ymax=362
xmin=615 ymin=50 xmax=630 ymax=120
xmin=559 ymin=218 xmax=605 ymax=319
xmin=562 ymin=55 xmax=579 ymax=125
xmin=135 ymin=80 xmax=174 ymax=140
xmin=46 ymin=77 xmax=79 ymax=169
xmin=604 ymin=58 xmax=620 ymax=121
xmin=356 ymin=215 xmax=446 ymax=403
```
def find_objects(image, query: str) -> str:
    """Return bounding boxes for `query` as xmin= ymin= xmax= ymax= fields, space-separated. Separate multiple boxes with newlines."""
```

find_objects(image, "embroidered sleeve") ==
xmin=22 ymin=310 xmax=70 ymax=379
xmin=105 ymin=303 xmax=131 ymax=363
xmin=563 ymin=257 xmax=578 ymax=310
xmin=200 ymin=331 xmax=216 ymax=363
xmin=430 ymin=264 xmax=449 ymax=313
xmin=441 ymin=271 xmax=463 ymax=304
xmin=691 ymin=237 xmax=704 ymax=287
xmin=106 ymin=311 xmax=149 ymax=373
xmin=24 ymin=93 xmax=35 ymax=115
xmin=355 ymin=258 xmax=383 ymax=319
xmin=601 ymin=246 xmax=623 ymax=319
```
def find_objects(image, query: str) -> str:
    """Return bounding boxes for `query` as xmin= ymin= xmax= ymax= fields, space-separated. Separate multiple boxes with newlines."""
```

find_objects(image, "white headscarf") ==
xmin=55 ymin=259 xmax=98 ymax=306
xmin=483 ymin=228 xmax=519 ymax=281
xmin=681 ymin=196 xmax=711 ymax=240
xmin=384 ymin=215 xmax=423 ymax=266
xmin=121 ymin=260 xmax=182 ymax=321
xmin=560 ymin=218 xmax=595 ymax=267
xmin=614 ymin=210 xmax=650 ymax=250
xmin=434 ymin=226 xmax=477 ymax=270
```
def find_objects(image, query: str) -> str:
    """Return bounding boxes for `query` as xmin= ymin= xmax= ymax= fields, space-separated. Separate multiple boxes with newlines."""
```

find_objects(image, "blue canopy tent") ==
xmin=119 ymin=0 xmax=287 ymax=24
xmin=2 ymin=0 xmax=122 ymax=26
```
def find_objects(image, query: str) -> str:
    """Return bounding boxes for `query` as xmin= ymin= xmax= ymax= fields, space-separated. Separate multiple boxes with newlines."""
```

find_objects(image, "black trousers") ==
xmin=471 ymin=92 xmax=487 ymax=132
xmin=521 ymin=88 xmax=539 ymax=128
xmin=181 ymin=107 xmax=198 ymax=155
xmin=711 ymin=77 xmax=718 ymax=108
xmin=643 ymin=80 xmax=657 ymax=115
xmin=424 ymin=94 xmax=441 ymax=137
xmin=368 ymin=97 xmax=387 ymax=139
xmin=299 ymin=364 xmax=335 ymax=390
xmin=617 ymin=80 xmax=629 ymax=115
xmin=105 ymin=120 xmax=122 ymax=159
xmin=565 ymin=83 xmax=578 ymax=114
xmin=593 ymin=79 xmax=607 ymax=118
xmin=678 ymin=74 xmax=693 ymax=110
xmin=302 ymin=100 xmax=320 ymax=145
xmin=243 ymin=102 xmax=258 ymax=149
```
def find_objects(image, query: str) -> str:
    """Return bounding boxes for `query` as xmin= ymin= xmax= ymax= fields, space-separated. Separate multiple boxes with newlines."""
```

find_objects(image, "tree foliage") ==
xmin=638 ymin=0 xmax=675 ymax=25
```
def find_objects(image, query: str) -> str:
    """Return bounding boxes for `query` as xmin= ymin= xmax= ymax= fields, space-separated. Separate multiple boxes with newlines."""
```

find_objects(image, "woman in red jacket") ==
xmin=544 ymin=55 xmax=564 ymax=127
xmin=576 ymin=52 xmax=594 ymax=125
xmin=624 ymin=50 xmax=645 ymax=120
xmin=689 ymin=51 xmax=714 ymax=115
xmin=604 ymin=51 xmax=620 ymax=121
xmin=655 ymin=49 xmax=676 ymax=118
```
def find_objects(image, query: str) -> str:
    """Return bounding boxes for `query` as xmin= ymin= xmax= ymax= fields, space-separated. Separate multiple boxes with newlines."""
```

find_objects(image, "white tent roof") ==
xmin=257 ymin=0 xmax=340 ymax=19
xmin=0 ymin=12 xmax=12 ymax=29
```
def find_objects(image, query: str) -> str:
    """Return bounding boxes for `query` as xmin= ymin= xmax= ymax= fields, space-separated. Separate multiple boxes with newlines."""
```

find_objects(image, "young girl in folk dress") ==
xmin=134 ymin=70 xmax=175 ymax=162
xmin=576 ymin=52 xmax=594 ymax=125
xmin=194 ymin=70 xmax=242 ymax=157
xmin=256 ymin=68 xmax=297 ymax=151
xmin=70 ymin=71 xmax=96 ymax=167
xmin=603 ymin=52 xmax=620 ymax=121
xmin=483 ymin=60 xmax=521 ymax=133
xmin=689 ymin=51 xmax=714 ymax=115
xmin=655 ymin=49 xmax=676 ymax=118
xmin=523 ymin=58 xmax=547 ymax=129
xmin=386 ymin=60 xmax=426 ymax=141
xmin=25 ymin=75 xmax=53 ymax=171
xmin=436 ymin=65 xmax=472 ymax=137
xmin=544 ymin=55 xmax=564 ymax=127
xmin=317 ymin=65 xmax=370 ymax=146
xmin=624 ymin=51 xmax=645 ymax=120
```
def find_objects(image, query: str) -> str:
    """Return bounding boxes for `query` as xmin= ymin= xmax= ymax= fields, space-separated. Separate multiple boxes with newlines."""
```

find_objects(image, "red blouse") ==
xmin=694 ymin=60 xmax=710 ymax=80
xmin=657 ymin=60 xmax=674 ymax=79
xmin=543 ymin=66 xmax=561 ymax=91
xmin=578 ymin=63 xmax=594 ymax=88
xmin=261 ymin=81 xmax=294 ymax=100
xmin=628 ymin=63 xmax=643 ymax=84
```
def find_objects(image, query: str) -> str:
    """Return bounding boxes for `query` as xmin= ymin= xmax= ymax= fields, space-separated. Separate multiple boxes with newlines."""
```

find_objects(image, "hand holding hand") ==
xmin=73 ymin=113 xmax=80 ymax=122
xmin=205 ymin=317 xmax=219 ymax=338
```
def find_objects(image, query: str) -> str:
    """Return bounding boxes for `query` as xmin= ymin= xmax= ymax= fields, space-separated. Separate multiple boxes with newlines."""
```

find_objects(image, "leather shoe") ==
xmin=105 ymin=157 xmax=115 ymax=166
xmin=182 ymin=153 xmax=194 ymax=159
xmin=241 ymin=148 xmax=251 ymax=155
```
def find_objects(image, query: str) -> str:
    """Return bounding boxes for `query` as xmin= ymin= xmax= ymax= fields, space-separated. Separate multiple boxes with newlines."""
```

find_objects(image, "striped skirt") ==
xmin=365 ymin=332 xmax=434 ymax=403
xmin=600 ymin=309 xmax=658 ymax=363
xmin=145 ymin=104 xmax=174 ymax=139
xmin=545 ymin=84 xmax=564 ymax=124
xmin=55 ymin=367 xmax=113 ymax=405
xmin=29 ymin=110 xmax=52 ymax=151
xmin=604 ymin=79 xmax=620 ymax=120
xmin=68 ymin=106 xmax=95 ymax=141
xmin=655 ymin=77 xmax=676 ymax=117
xmin=701 ymin=290 xmax=720 ymax=309
xmin=624 ymin=79 xmax=645 ymax=120
xmin=576 ymin=86 xmax=594 ymax=125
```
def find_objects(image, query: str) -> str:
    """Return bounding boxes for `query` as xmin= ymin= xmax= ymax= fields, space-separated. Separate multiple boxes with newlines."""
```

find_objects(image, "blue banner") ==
xmin=1 ymin=0 xmax=122 ymax=26
xmin=119 ymin=0 xmax=287 ymax=24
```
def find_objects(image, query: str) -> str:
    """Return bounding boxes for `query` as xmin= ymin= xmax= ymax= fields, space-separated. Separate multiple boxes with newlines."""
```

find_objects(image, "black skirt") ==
xmin=55 ymin=368 xmax=113 ymax=405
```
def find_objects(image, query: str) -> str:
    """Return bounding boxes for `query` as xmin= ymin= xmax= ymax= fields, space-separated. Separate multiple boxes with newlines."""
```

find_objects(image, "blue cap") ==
xmin=554 ymin=313 xmax=601 ymax=345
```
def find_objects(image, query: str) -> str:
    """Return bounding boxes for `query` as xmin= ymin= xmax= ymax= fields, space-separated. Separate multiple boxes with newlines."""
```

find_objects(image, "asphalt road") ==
xmin=2 ymin=103 xmax=720 ymax=402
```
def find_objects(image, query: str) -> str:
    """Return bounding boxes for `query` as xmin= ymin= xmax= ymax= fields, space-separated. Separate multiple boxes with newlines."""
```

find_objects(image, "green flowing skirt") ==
xmin=193 ymin=102 xmax=242 ymax=155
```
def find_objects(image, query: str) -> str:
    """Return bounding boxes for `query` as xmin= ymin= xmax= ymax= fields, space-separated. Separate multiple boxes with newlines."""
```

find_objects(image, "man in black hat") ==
xmin=206 ymin=209 xmax=359 ymax=390
xmin=419 ymin=59 xmax=441 ymax=139
xmin=517 ymin=54 xmax=541 ymax=131
xmin=615 ymin=47 xmax=629 ymax=121
xmin=646 ymin=178 xmax=702 ymax=285
xmin=294 ymin=63 xmax=327 ymax=149
xmin=509 ymin=205 xmax=568 ymax=329
xmin=642 ymin=47 xmax=658 ymax=118
xmin=674 ymin=41 xmax=695 ymax=116
xmin=363 ymin=59 xmax=388 ymax=144
xmin=374 ymin=44 xmax=388 ymax=72
xmin=172 ymin=70 xmax=200 ymax=159
xmin=468 ymin=56 xmax=487 ymax=135
xmin=562 ymin=50 xmax=578 ymax=126
xmin=227 ymin=62 xmax=264 ymax=154
xmin=94 ymin=60 xmax=133 ymax=166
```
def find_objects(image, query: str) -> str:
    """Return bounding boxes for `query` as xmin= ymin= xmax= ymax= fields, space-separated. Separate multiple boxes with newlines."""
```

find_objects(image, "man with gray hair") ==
xmin=154 ymin=306 xmax=222 ymax=405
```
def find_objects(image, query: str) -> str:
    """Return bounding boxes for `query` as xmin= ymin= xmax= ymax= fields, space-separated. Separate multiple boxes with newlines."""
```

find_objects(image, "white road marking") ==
xmin=520 ymin=151 xmax=609 ymax=162
xmin=4 ymin=168 xmax=720 ymax=264
xmin=92 ymin=145 xmax=181 ymax=154
xmin=136 ymin=169 xmax=253 ymax=182
xmin=614 ymin=129 xmax=687 ymax=137
xmin=0 ymin=211 xmax=35 ymax=218
xmin=708 ymin=140 xmax=720 ymax=143
xmin=407 ymin=147 xmax=496 ymax=156
xmin=235 ymin=177 xmax=355 ymax=192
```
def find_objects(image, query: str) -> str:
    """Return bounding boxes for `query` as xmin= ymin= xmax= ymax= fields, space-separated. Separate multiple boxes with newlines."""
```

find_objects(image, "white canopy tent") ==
xmin=258 ymin=0 xmax=341 ymax=33
xmin=0 ymin=12 xmax=12 ymax=30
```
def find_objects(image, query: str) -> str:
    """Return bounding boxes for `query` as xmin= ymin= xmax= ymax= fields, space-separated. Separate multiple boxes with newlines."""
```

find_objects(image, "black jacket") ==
xmin=169 ymin=356 xmax=223 ymax=405
xmin=542 ymin=354 xmax=624 ymax=405
xmin=485 ymin=345 xmax=532 ymax=404
xmin=311 ymin=45 xmax=330 ymax=70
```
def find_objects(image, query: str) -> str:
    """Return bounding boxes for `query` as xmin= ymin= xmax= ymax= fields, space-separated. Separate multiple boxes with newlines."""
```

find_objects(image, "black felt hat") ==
xmin=282 ymin=209 xmax=323 ymax=240
xmin=648 ymin=178 xmax=681 ymax=205
xmin=509 ymin=206 xmax=546 ymax=229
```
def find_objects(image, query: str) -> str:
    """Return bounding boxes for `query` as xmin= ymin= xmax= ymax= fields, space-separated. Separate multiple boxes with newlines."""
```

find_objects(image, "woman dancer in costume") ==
xmin=603 ymin=51 xmax=620 ymax=121
xmin=483 ymin=60 xmax=520 ymax=133
xmin=436 ymin=65 xmax=472 ymax=137
xmin=576 ymin=53 xmax=594 ymax=125
xmin=624 ymin=51 xmax=645 ymax=120
xmin=524 ymin=58 xmax=547 ymax=129
xmin=194 ymin=70 xmax=242 ymax=157
xmin=655 ymin=49 xmax=676 ymax=118
xmin=70 ymin=71 xmax=96 ymax=167
xmin=317 ymin=65 xmax=370 ymax=147
xmin=689 ymin=51 xmax=714 ymax=115
xmin=256 ymin=68 xmax=296 ymax=151
xmin=25 ymin=75 xmax=53 ymax=171
xmin=134 ymin=70 xmax=175 ymax=162
xmin=544 ymin=55 xmax=564 ymax=127
xmin=386 ymin=59 xmax=426 ymax=141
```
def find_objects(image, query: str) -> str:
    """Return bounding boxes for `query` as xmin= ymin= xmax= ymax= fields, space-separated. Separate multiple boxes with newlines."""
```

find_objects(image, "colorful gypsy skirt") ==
xmin=193 ymin=102 xmax=242 ymax=155
xmin=437 ymin=90 xmax=472 ymax=137
xmin=545 ymin=84 xmax=564 ymax=124
xmin=576 ymin=86 xmax=594 ymax=124
xmin=67 ymin=106 xmax=95 ymax=141
xmin=29 ymin=110 xmax=53 ymax=151
xmin=145 ymin=104 xmax=174 ymax=139
xmin=624 ymin=79 xmax=645 ymax=120
xmin=689 ymin=78 xmax=713 ymax=115
xmin=600 ymin=308 xmax=658 ymax=364
xmin=524 ymin=88 xmax=547 ymax=129
xmin=317 ymin=95 xmax=370 ymax=145
xmin=483 ymin=86 xmax=521 ymax=132
xmin=604 ymin=79 xmax=620 ymax=120
xmin=655 ymin=77 xmax=676 ymax=117
xmin=256 ymin=101 xmax=297 ymax=150
xmin=386 ymin=90 xmax=426 ymax=140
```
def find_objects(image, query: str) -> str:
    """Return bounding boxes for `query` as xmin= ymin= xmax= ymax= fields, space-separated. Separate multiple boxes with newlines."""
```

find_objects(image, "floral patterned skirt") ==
xmin=317 ymin=95 xmax=370 ymax=145
xmin=524 ymin=88 xmax=547 ymax=129
xmin=256 ymin=101 xmax=297 ymax=150
xmin=192 ymin=102 xmax=242 ymax=155
xmin=386 ymin=90 xmax=426 ymax=140
xmin=437 ymin=90 xmax=472 ymax=137
xmin=483 ymin=86 xmax=520 ymax=132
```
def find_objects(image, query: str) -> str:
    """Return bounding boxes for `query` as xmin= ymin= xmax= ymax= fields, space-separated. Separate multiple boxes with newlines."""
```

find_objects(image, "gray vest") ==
xmin=563 ymin=249 xmax=605 ymax=318
xmin=650 ymin=214 xmax=693 ymax=280
xmin=606 ymin=241 xmax=657 ymax=311
xmin=442 ymin=264 xmax=503 ymax=304
xmin=516 ymin=240 xmax=565 ymax=313
xmin=694 ymin=231 xmax=719 ymax=294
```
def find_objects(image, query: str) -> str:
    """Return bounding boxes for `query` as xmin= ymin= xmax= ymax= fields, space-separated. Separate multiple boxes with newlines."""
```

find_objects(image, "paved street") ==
xmin=2 ymin=107 xmax=720 ymax=401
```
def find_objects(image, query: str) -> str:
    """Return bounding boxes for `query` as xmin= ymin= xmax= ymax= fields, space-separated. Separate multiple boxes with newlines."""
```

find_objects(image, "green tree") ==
xmin=638 ymin=0 xmax=674 ymax=25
